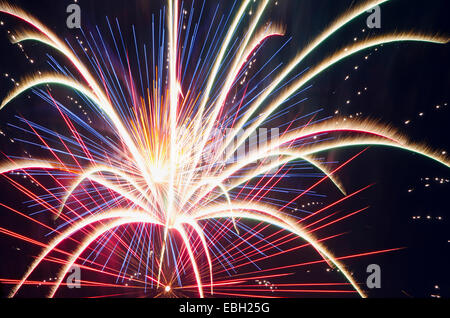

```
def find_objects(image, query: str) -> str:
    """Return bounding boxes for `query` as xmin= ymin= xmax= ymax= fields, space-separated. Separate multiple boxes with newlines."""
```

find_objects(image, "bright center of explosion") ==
xmin=150 ymin=164 xmax=169 ymax=183
xmin=165 ymin=286 xmax=171 ymax=293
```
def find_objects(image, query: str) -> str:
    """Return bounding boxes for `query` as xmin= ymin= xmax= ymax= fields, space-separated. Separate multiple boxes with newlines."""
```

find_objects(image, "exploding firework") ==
xmin=0 ymin=0 xmax=448 ymax=298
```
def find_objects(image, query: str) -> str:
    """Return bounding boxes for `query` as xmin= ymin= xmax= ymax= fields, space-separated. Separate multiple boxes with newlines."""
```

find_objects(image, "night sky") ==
xmin=0 ymin=0 xmax=449 ymax=298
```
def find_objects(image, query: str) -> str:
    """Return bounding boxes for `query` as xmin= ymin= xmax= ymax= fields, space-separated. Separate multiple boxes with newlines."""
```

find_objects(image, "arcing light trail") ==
xmin=0 ymin=0 xmax=448 ymax=298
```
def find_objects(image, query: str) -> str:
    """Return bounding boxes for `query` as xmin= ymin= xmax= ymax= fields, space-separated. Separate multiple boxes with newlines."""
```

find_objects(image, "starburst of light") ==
xmin=0 ymin=0 xmax=448 ymax=298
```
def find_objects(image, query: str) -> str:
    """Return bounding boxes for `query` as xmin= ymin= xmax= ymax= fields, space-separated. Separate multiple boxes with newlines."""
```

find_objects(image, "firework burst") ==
xmin=0 ymin=0 xmax=448 ymax=298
